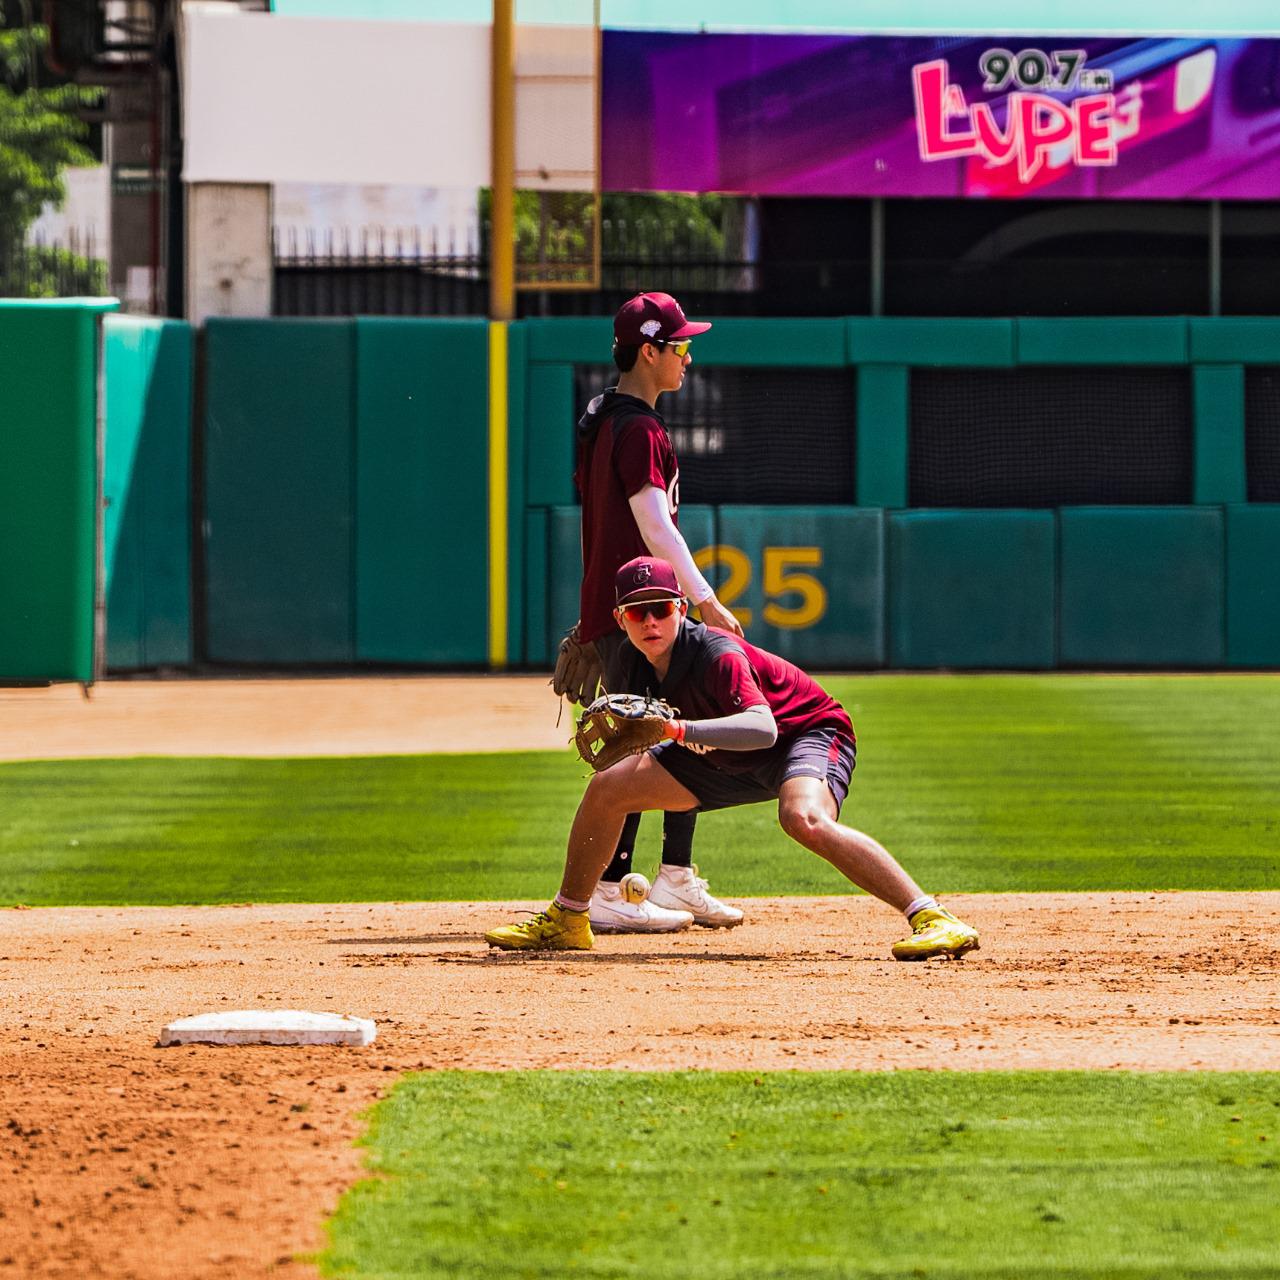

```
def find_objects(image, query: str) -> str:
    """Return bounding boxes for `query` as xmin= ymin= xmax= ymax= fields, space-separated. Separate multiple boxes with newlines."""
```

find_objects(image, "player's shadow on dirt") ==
xmin=328 ymin=934 xmax=473 ymax=945
xmin=440 ymin=950 xmax=778 ymax=964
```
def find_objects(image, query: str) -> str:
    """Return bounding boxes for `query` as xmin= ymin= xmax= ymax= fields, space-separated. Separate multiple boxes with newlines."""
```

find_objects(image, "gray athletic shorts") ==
xmin=651 ymin=726 xmax=857 ymax=815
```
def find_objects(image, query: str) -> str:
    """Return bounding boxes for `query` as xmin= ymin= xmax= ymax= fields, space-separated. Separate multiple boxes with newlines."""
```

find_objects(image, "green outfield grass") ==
xmin=318 ymin=1071 xmax=1280 ymax=1280
xmin=2 ymin=675 xmax=1277 ymax=905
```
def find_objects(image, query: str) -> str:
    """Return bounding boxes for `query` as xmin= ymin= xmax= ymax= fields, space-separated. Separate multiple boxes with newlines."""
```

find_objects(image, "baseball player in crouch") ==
xmin=555 ymin=291 xmax=744 ymax=935
xmin=489 ymin=556 xmax=980 ymax=959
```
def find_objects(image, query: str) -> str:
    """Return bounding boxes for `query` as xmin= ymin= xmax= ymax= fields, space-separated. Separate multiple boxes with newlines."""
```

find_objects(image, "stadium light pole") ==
xmin=490 ymin=0 xmax=516 ymax=321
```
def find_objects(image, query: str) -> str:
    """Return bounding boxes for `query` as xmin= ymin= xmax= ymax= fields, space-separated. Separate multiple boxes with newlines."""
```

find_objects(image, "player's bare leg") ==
xmin=775 ymin=775 xmax=978 ymax=959
xmin=776 ymin=776 xmax=922 ymax=911
xmin=560 ymin=753 xmax=699 ymax=903
xmin=485 ymin=754 xmax=698 ymax=950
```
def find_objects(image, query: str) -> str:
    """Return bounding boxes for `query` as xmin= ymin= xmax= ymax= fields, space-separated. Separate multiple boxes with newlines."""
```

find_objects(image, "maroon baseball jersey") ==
xmin=574 ymin=390 xmax=680 ymax=643
xmin=607 ymin=620 xmax=855 ymax=773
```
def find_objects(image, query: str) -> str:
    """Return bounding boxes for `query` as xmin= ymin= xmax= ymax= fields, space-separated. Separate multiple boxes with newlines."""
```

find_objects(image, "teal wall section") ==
xmin=1015 ymin=317 xmax=1189 ymax=365
xmin=103 ymin=317 xmax=193 ymax=670
xmin=354 ymin=318 xmax=488 ymax=663
xmin=272 ymin=0 xmax=1280 ymax=37
xmin=849 ymin=318 xmax=1015 ymax=366
xmin=1192 ymin=366 xmax=1246 ymax=504
xmin=204 ymin=319 xmax=356 ymax=664
xmin=695 ymin=318 xmax=846 ymax=366
xmin=1059 ymin=508 xmax=1225 ymax=667
xmin=203 ymin=318 xmax=493 ymax=666
xmin=525 ymin=364 xmax=576 ymax=506
xmin=1189 ymin=317 xmax=1280 ymax=364
xmin=48 ymin=312 xmax=1280 ymax=676
xmin=539 ymin=505 xmax=715 ymax=659
xmin=506 ymin=321 xmax=529 ymax=665
xmin=716 ymin=507 xmax=884 ymax=667
xmin=547 ymin=506 xmax=582 ymax=646
xmin=1225 ymin=505 xmax=1280 ymax=668
xmin=677 ymin=506 xmax=716 ymax=575
xmin=888 ymin=511 xmax=1055 ymax=669
xmin=855 ymin=365 xmax=907 ymax=507
xmin=512 ymin=316 xmax=1280 ymax=671
xmin=0 ymin=300 xmax=116 ymax=683
xmin=524 ymin=507 xmax=550 ymax=667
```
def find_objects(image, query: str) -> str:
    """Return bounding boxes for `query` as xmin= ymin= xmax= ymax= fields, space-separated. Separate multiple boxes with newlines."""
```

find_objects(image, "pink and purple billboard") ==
xmin=602 ymin=33 xmax=1280 ymax=198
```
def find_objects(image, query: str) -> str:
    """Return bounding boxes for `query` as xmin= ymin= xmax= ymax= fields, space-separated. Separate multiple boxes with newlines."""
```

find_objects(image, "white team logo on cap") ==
xmin=634 ymin=564 xmax=652 ymax=584
xmin=640 ymin=319 xmax=661 ymax=337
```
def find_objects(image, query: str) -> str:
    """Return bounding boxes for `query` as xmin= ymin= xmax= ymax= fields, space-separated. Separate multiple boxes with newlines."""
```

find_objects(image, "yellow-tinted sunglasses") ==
xmin=656 ymin=338 xmax=693 ymax=357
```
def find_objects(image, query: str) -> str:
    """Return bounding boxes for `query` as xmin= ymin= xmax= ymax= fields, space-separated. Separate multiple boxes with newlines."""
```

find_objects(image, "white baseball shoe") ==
xmin=588 ymin=881 xmax=693 ymax=933
xmin=648 ymin=863 xmax=744 ymax=928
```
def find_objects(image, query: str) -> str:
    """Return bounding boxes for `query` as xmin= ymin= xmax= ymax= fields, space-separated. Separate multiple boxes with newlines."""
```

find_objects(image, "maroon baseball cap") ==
xmin=613 ymin=292 xmax=712 ymax=347
xmin=615 ymin=556 xmax=683 ymax=606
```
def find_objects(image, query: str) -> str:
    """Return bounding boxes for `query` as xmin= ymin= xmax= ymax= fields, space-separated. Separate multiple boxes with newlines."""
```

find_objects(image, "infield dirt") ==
xmin=2 ymin=678 xmax=1278 ymax=1279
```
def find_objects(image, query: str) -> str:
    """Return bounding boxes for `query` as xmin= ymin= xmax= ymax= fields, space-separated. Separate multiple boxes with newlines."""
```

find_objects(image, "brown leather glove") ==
xmin=574 ymin=693 xmax=677 ymax=772
xmin=551 ymin=625 xmax=603 ymax=705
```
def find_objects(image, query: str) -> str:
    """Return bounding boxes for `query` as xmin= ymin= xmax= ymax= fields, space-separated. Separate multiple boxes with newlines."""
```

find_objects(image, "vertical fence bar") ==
xmin=1208 ymin=199 xmax=1222 ymax=318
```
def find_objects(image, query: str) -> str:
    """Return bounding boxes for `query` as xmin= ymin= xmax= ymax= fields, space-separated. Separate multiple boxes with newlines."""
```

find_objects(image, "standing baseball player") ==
xmin=490 ymin=555 xmax=980 ymax=959
xmin=552 ymin=292 xmax=745 ymax=935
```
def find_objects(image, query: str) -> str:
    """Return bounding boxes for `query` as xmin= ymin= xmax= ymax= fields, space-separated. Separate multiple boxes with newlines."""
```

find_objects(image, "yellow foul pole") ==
xmin=488 ymin=0 xmax=515 ymax=668
xmin=490 ymin=0 xmax=516 ymax=322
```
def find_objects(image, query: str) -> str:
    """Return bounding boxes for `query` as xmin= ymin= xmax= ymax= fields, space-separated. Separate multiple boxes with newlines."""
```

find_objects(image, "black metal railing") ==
xmin=0 ymin=231 xmax=109 ymax=299
xmin=272 ymin=218 xmax=773 ymax=319
xmin=273 ymin=225 xmax=488 ymax=317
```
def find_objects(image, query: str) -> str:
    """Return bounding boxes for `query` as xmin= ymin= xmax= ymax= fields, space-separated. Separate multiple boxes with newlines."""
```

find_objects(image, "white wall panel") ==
xmin=181 ymin=6 xmax=491 ymax=186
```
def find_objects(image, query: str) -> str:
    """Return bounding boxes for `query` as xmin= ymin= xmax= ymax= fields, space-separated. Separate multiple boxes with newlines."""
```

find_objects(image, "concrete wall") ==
xmin=185 ymin=184 xmax=272 ymax=326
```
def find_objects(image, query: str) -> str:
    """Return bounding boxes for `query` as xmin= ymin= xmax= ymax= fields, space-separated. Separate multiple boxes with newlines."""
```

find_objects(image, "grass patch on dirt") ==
xmin=2 ymin=675 xmax=1277 ymax=904
xmin=319 ymin=1070 xmax=1280 ymax=1280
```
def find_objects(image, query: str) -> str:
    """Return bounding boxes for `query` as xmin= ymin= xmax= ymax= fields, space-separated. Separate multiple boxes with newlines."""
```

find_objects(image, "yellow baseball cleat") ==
xmin=485 ymin=902 xmax=593 ymax=952
xmin=891 ymin=907 xmax=979 ymax=961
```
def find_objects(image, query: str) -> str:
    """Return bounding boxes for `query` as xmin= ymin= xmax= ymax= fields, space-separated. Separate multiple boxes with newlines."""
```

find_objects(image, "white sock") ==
xmin=904 ymin=895 xmax=938 ymax=919
xmin=554 ymin=893 xmax=590 ymax=913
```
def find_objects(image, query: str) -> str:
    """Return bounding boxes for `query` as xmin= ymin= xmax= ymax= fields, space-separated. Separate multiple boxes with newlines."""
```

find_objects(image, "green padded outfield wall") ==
xmin=354 ymin=318 xmax=488 ymax=663
xmin=203 ymin=318 xmax=492 ymax=667
xmin=888 ymin=510 xmax=1056 ymax=669
xmin=1059 ymin=507 xmax=1225 ymax=668
xmin=714 ymin=507 xmax=885 ymax=667
xmin=543 ymin=505 xmax=715 ymax=657
xmin=515 ymin=316 xmax=1280 ymax=671
xmin=203 ymin=320 xmax=356 ymax=664
xmin=0 ymin=300 xmax=117 ymax=683
xmin=103 ymin=317 xmax=193 ymax=670
xmin=1225 ymin=505 xmax=1280 ymax=667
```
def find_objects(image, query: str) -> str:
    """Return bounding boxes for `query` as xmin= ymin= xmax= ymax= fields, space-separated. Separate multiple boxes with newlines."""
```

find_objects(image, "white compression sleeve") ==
xmin=681 ymin=704 xmax=778 ymax=751
xmin=628 ymin=486 xmax=715 ymax=604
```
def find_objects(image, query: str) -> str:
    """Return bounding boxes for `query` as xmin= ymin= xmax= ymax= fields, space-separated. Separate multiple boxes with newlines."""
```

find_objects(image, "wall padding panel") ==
xmin=715 ymin=507 xmax=884 ymax=668
xmin=354 ymin=318 xmax=488 ymax=663
xmin=888 ymin=511 xmax=1055 ymax=669
xmin=0 ymin=302 xmax=115 ymax=682
xmin=1059 ymin=507 xmax=1224 ymax=668
xmin=103 ymin=318 xmax=194 ymax=670
xmin=542 ymin=505 xmax=715 ymax=663
xmin=203 ymin=319 xmax=355 ymax=664
xmin=1225 ymin=505 xmax=1280 ymax=667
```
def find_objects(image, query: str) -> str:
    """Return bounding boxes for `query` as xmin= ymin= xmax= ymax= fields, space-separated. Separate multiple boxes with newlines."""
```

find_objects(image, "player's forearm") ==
xmin=629 ymin=489 xmax=714 ymax=604
xmin=667 ymin=704 xmax=778 ymax=751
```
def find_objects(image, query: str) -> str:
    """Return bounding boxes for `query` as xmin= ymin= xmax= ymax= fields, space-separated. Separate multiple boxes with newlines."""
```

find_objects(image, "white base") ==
xmin=158 ymin=1009 xmax=376 ymax=1047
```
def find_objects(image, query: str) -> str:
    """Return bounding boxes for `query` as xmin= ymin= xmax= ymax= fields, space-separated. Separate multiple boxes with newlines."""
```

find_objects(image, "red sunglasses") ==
xmin=618 ymin=598 xmax=682 ymax=623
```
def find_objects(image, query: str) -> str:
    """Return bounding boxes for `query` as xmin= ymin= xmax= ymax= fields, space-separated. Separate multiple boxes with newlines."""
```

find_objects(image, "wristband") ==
xmin=668 ymin=719 xmax=687 ymax=743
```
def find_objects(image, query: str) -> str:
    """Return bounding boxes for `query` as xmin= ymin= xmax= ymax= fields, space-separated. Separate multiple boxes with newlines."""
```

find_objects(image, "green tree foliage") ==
xmin=0 ymin=15 xmax=99 ymax=268
xmin=481 ymin=189 xmax=736 ymax=284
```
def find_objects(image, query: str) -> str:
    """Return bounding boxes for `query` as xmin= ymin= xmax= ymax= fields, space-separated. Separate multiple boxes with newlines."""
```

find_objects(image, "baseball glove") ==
xmin=551 ymin=626 xmax=603 ymax=705
xmin=574 ymin=693 xmax=677 ymax=772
